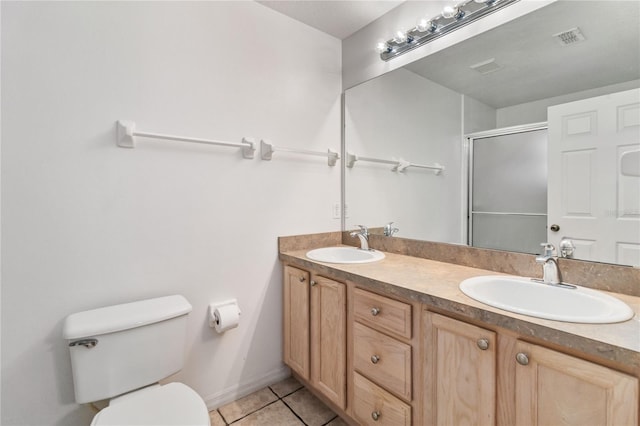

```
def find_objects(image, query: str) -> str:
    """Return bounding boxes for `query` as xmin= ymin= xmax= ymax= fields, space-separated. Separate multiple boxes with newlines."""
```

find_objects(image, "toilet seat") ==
xmin=91 ymin=382 xmax=210 ymax=426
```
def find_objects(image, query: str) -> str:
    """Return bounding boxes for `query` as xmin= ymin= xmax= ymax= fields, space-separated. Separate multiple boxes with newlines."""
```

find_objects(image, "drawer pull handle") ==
xmin=371 ymin=355 xmax=380 ymax=364
xmin=371 ymin=411 xmax=381 ymax=421
xmin=371 ymin=307 xmax=381 ymax=316
xmin=310 ymin=280 xmax=317 ymax=286
xmin=516 ymin=352 xmax=530 ymax=366
xmin=477 ymin=338 xmax=489 ymax=350
xmin=299 ymin=276 xmax=306 ymax=282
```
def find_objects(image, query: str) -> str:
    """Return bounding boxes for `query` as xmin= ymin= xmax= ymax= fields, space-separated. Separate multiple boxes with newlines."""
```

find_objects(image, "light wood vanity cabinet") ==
xmin=283 ymin=265 xmax=417 ymax=425
xmin=283 ymin=265 xmax=310 ymax=380
xmin=351 ymin=288 xmax=414 ymax=426
xmin=310 ymin=274 xmax=347 ymax=409
xmin=423 ymin=312 xmax=496 ymax=426
xmin=283 ymin=265 xmax=346 ymax=409
xmin=284 ymin=262 xmax=638 ymax=426
xmin=423 ymin=311 xmax=639 ymax=426
xmin=514 ymin=340 xmax=638 ymax=426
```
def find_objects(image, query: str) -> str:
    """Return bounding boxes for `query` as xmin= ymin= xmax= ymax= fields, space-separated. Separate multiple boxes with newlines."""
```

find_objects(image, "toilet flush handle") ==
xmin=69 ymin=338 xmax=98 ymax=349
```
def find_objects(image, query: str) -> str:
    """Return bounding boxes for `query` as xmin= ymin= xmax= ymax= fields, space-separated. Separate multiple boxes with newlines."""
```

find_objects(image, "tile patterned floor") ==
xmin=210 ymin=377 xmax=348 ymax=426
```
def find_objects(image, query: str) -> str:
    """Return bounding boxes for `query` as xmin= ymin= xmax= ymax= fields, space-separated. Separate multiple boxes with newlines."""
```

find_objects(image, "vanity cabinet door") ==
xmin=424 ymin=312 xmax=496 ymax=426
xmin=311 ymin=274 xmax=347 ymax=409
xmin=283 ymin=265 xmax=310 ymax=380
xmin=514 ymin=341 xmax=638 ymax=426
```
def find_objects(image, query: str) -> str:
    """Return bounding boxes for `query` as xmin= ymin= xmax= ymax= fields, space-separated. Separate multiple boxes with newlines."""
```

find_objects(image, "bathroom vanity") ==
xmin=279 ymin=233 xmax=640 ymax=426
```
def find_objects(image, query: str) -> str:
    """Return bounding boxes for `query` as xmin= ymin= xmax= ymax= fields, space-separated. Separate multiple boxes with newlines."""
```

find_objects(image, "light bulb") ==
xmin=417 ymin=18 xmax=431 ymax=32
xmin=393 ymin=29 xmax=408 ymax=43
xmin=441 ymin=5 xmax=459 ymax=19
xmin=375 ymin=40 xmax=389 ymax=53
xmin=417 ymin=18 xmax=437 ymax=33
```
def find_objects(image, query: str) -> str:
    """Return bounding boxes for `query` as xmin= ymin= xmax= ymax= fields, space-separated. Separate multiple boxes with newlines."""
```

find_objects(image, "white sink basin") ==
xmin=306 ymin=247 xmax=385 ymax=264
xmin=459 ymin=275 xmax=634 ymax=324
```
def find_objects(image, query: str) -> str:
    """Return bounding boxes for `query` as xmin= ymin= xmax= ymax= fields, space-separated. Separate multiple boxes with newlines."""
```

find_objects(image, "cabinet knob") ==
xmin=477 ymin=338 xmax=490 ymax=350
xmin=310 ymin=280 xmax=317 ymax=286
xmin=550 ymin=224 xmax=560 ymax=232
xmin=516 ymin=352 xmax=530 ymax=365
xmin=371 ymin=411 xmax=381 ymax=421
xmin=371 ymin=307 xmax=381 ymax=316
xmin=298 ymin=276 xmax=306 ymax=282
xmin=476 ymin=338 xmax=489 ymax=351
xmin=371 ymin=355 xmax=380 ymax=364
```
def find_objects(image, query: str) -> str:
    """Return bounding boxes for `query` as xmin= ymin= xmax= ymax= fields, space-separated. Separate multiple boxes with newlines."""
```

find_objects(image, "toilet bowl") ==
xmin=90 ymin=383 xmax=209 ymax=426
xmin=63 ymin=295 xmax=210 ymax=426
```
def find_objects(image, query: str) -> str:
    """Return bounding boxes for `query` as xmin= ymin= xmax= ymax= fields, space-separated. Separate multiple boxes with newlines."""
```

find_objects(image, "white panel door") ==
xmin=548 ymin=88 xmax=640 ymax=266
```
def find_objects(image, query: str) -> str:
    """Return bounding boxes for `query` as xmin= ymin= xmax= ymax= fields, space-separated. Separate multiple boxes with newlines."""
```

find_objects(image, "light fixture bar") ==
xmin=379 ymin=0 xmax=520 ymax=61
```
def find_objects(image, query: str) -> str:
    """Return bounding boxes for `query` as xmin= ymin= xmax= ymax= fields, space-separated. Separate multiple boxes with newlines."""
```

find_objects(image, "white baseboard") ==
xmin=203 ymin=365 xmax=291 ymax=410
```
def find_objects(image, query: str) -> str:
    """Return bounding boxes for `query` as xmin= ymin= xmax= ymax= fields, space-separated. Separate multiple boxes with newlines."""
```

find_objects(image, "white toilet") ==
xmin=63 ymin=295 xmax=210 ymax=426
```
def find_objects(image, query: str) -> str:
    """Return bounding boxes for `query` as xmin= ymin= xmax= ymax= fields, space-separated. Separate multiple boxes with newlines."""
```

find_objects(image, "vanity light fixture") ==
xmin=377 ymin=0 xmax=520 ymax=61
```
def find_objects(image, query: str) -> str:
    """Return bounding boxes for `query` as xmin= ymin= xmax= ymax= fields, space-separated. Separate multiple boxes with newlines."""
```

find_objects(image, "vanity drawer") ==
xmin=353 ymin=288 xmax=412 ymax=339
xmin=353 ymin=372 xmax=411 ymax=426
xmin=353 ymin=322 xmax=412 ymax=400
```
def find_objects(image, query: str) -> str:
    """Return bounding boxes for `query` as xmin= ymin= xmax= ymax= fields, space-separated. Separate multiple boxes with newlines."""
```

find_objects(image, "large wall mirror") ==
xmin=344 ymin=0 xmax=640 ymax=267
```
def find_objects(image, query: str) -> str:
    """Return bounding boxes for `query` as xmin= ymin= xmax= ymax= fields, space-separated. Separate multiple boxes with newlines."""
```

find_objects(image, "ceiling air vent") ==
xmin=553 ymin=27 xmax=586 ymax=46
xmin=470 ymin=58 xmax=503 ymax=75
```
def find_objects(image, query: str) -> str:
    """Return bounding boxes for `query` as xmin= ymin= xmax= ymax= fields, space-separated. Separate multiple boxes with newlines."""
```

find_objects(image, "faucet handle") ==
xmin=540 ymin=243 xmax=556 ymax=257
xmin=356 ymin=225 xmax=369 ymax=234
xmin=384 ymin=222 xmax=399 ymax=237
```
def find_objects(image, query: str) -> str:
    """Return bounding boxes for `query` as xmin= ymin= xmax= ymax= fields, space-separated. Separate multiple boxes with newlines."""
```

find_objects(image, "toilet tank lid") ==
xmin=63 ymin=295 xmax=192 ymax=340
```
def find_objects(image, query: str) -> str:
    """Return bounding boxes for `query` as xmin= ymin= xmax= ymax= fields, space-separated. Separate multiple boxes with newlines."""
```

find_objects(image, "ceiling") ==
xmin=257 ymin=0 xmax=404 ymax=40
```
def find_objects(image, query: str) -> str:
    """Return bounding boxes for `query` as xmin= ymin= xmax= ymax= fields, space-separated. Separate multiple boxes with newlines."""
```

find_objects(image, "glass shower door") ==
xmin=469 ymin=127 xmax=547 ymax=254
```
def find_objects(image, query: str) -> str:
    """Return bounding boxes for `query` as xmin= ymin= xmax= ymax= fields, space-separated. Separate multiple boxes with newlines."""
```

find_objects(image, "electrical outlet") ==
xmin=332 ymin=203 xmax=341 ymax=219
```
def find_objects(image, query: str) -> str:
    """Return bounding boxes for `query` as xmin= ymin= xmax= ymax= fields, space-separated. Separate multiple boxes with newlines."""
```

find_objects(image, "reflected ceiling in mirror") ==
xmin=404 ymin=1 xmax=639 ymax=108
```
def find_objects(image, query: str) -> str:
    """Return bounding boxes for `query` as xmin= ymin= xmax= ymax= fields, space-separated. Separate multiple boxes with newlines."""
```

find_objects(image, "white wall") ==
xmin=463 ymin=95 xmax=496 ymax=135
xmin=496 ymin=79 xmax=640 ymax=127
xmin=1 ymin=2 xmax=341 ymax=425
xmin=342 ymin=0 xmax=555 ymax=90
xmin=345 ymin=68 xmax=464 ymax=243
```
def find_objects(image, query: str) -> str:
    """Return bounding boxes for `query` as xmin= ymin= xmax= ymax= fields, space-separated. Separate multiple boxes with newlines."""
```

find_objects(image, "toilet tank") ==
xmin=63 ymin=295 xmax=193 ymax=404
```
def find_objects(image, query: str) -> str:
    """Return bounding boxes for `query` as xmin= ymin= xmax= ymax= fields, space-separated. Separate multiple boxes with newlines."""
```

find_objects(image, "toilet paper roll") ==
xmin=213 ymin=303 xmax=241 ymax=333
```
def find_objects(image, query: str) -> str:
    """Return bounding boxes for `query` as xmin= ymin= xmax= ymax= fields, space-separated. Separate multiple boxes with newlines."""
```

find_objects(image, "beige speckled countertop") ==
xmin=280 ymin=247 xmax=640 ymax=372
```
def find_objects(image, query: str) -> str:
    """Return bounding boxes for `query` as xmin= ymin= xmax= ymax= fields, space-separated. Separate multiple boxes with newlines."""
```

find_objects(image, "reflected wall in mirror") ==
xmin=344 ymin=0 xmax=640 ymax=267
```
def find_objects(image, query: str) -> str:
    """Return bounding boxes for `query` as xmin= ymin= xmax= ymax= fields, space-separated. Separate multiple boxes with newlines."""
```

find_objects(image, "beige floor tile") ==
xmin=282 ymin=388 xmax=336 ymax=426
xmin=218 ymin=387 xmax=278 ymax=424
xmin=269 ymin=376 xmax=303 ymax=398
xmin=209 ymin=409 xmax=227 ymax=426
xmin=325 ymin=415 xmax=349 ymax=426
xmin=232 ymin=400 xmax=303 ymax=426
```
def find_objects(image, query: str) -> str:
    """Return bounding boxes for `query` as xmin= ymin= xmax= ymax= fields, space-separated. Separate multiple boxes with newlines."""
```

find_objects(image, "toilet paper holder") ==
xmin=208 ymin=299 xmax=241 ymax=330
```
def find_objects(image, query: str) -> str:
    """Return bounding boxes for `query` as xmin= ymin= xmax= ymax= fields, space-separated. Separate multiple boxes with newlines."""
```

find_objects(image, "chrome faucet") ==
xmin=383 ymin=222 xmax=399 ymax=237
xmin=535 ymin=243 xmax=561 ymax=285
xmin=350 ymin=225 xmax=370 ymax=250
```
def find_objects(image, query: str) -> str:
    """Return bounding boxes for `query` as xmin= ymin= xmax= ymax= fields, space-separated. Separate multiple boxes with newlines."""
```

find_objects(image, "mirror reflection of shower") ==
xmin=467 ymin=125 xmax=548 ymax=255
